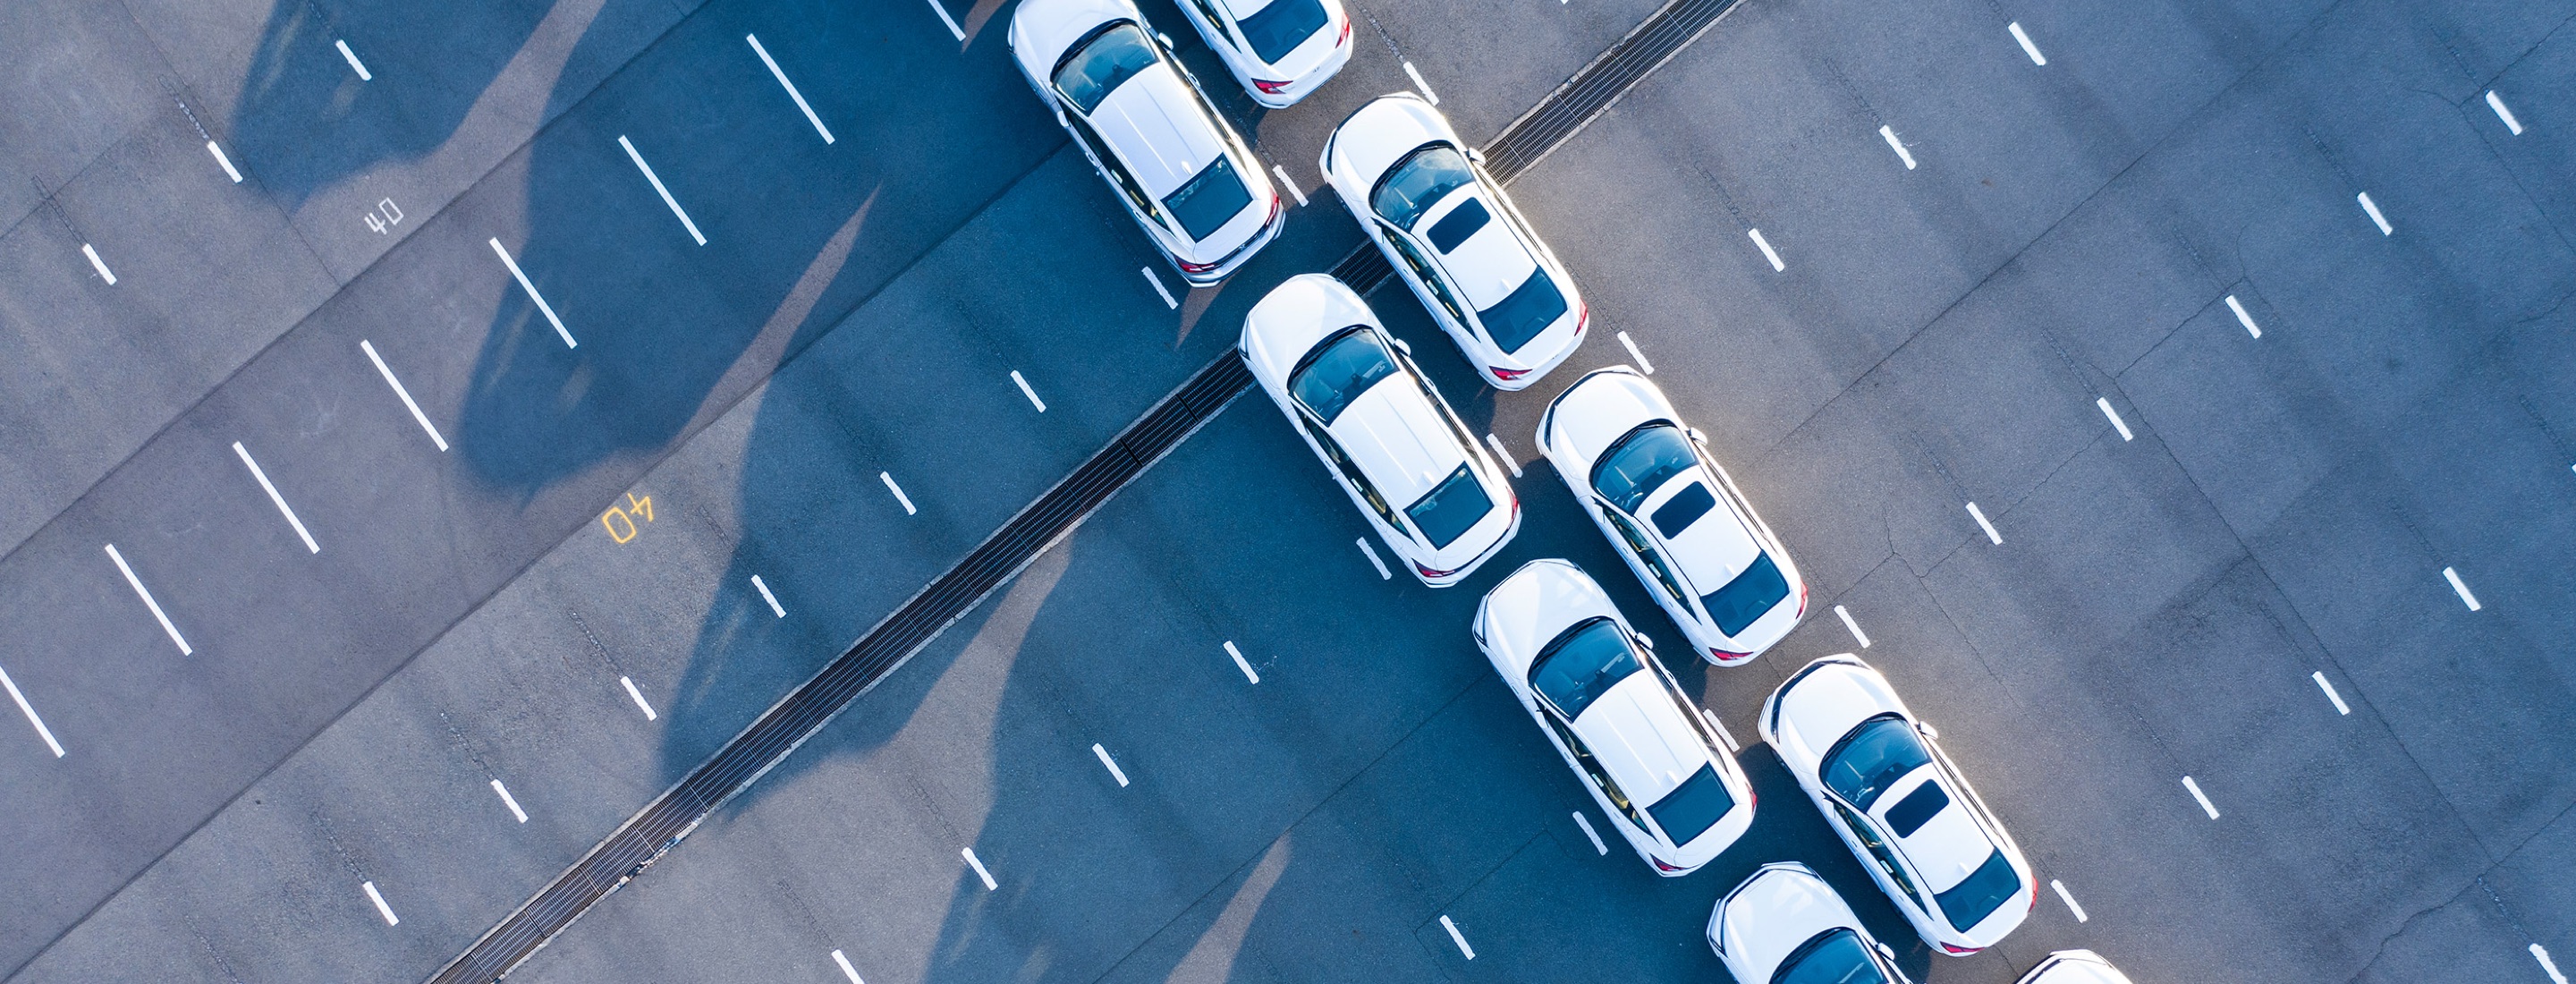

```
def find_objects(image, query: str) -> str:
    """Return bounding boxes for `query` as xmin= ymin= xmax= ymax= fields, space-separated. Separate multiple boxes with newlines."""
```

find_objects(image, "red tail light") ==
xmin=1574 ymin=301 xmax=1590 ymax=334
xmin=1489 ymin=366 xmax=1530 ymax=381
xmin=1253 ymin=78 xmax=1292 ymax=94
xmin=1938 ymin=943 xmax=1982 ymax=955
xmin=1651 ymin=857 xmax=1683 ymax=872
xmin=1177 ymin=258 xmax=1218 ymax=274
xmin=1413 ymin=560 xmax=1460 ymax=580
xmin=1710 ymin=648 xmax=1752 ymax=663
xmin=1336 ymin=17 xmax=1352 ymax=47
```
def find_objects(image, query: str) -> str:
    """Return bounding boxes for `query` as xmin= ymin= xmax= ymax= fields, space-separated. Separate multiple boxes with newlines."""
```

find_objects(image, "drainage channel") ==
xmin=425 ymin=0 xmax=1744 ymax=978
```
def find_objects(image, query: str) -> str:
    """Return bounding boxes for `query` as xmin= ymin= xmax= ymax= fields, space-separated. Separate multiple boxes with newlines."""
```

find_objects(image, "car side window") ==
xmin=1301 ymin=414 xmax=1401 ymax=530
xmin=1542 ymin=711 xmax=1646 ymax=829
xmin=1602 ymin=507 xmax=1691 ymax=604
xmin=1066 ymin=113 xmax=1166 ymax=228
xmin=1378 ymin=224 xmax=1470 ymax=327
xmin=1190 ymin=0 xmax=1232 ymax=38
xmin=1832 ymin=800 xmax=1928 ymax=909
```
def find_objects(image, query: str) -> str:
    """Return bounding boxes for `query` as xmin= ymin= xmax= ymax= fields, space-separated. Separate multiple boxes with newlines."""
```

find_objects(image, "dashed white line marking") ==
xmin=1879 ymin=125 xmax=1918 ymax=170
xmin=1091 ymin=742 xmax=1131 ymax=787
xmin=1402 ymin=61 xmax=1440 ymax=106
xmin=746 ymin=35 xmax=835 ymax=144
xmin=2311 ymin=671 xmax=2351 ymax=716
xmin=1484 ymin=433 xmax=1521 ymax=478
xmin=488 ymin=238 xmax=576 ymax=349
xmin=832 ymin=949 xmax=868 ymax=984
xmin=2536 ymin=945 xmax=2570 ymax=984
xmin=105 ymin=544 xmax=191 ymax=656
xmin=361 ymin=880 xmax=399 ymax=925
xmin=1571 ymin=810 xmax=1607 ymax=855
xmin=751 ymin=574 xmax=785 ymax=618
xmin=1701 ymin=708 xmax=1740 ymax=754
xmin=233 ymin=442 xmax=319 ymax=554
xmin=2007 ymin=21 xmax=2046 ymax=65
xmin=2097 ymin=397 xmax=2134 ymax=441
xmin=1273 ymin=164 xmax=1308 ymax=207
xmin=2224 ymin=293 xmax=2262 ymax=338
xmin=490 ymin=778 xmax=530 ymax=822
xmin=1439 ymin=915 xmax=1475 ymax=960
xmin=2444 ymin=566 xmax=2480 ymax=610
xmin=1141 ymin=267 xmax=1178 ymax=309
xmin=207 ymin=141 xmax=244 ymax=182
xmin=1224 ymin=640 xmax=1260 ymax=684
xmin=621 ymin=675 xmax=657 ymax=721
xmin=80 ymin=243 xmax=115 ymax=285
xmin=618 ymin=135 xmax=708 ymax=246
xmin=1966 ymin=502 xmax=2003 ymax=545
xmin=359 ymin=342 xmax=449 ymax=451
xmin=1834 ymin=605 xmax=1871 ymax=649
xmin=335 ymin=39 xmax=373 ymax=81
xmin=922 ymin=0 xmax=965 ymax=41
xmin=2182 ymin=776 xmax=2220 ymax=819
xmin=2487 ymin=91 xmax=2525 ymax=136
xmin=1747 ymin=227 xmax=1785 ymax=272
xmin=880 ymin=471 xmax=918 ymax=515
xmin=2050 ymin=879 xmax=2088 ymax=922
xmin=1615 ymin=331 xmax=1655 ymax=374
xmin=962 ymin=847 xmax=998 ymax=890
xmin=2357 ymin=191 xmax=2393 ymax=235
xmin=0 ymin=666 xmax=65 ymax=758
xmin=1355 ymin=538 xmax=1392 ymax=580
xmin=1011 ymin=370 xmax=1047 ymax=412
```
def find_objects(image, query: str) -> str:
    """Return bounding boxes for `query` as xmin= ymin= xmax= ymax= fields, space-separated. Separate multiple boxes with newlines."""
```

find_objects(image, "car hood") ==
xmin=1089 ymin=65 xmax=1228 ymax=197
xmin=1241 ymin=275 xmax=1375 ymax=390
xmin=1010 ymin=0 xmax=1136 ymax=81
xmin=1326 ymin=93 xmax=1453 ymax=198
xmin=1477 ymin=559 xmax=1614 ymax=674
xmin=1571 ymin=673 xmax=1707 ymax=813
xmin=1540 ymin=368 xmax=1664 ymax=470
xmin=1716 ymin=865 xmax=1860 ymax=979
xmin=1768 ymin=658 xmax=1905 ymax=761
xmin=2014 ymin=952 xmax=2132 ymax=984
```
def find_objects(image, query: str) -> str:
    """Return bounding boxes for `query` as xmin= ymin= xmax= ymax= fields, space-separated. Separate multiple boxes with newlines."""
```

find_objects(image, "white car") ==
xmin=1537 ymin=366 xmax=1807 ymax=665
xmin=1473 ymin=559 xmax=1756 ymax=874
xmin=1167 ymin=0 xmax=1352 ymax=107
xmin=1320 ymin=93 xmax=1587 ymax=390
xmin=1709 ymin=863 xmax=1915 ymax=984
xmin=1761 ymin=656 xmax=2038 ymax=955
xmin=1010 ymin=0 xmax=1284 ymax=284
xmin=2015 ymin=951 xmax=2135 ymax=984
xmin=1241 ymin=274 xmax=1519 ymax=586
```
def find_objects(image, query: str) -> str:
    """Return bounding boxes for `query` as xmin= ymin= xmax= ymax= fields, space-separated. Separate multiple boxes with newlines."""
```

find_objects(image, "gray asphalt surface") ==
xmin=2 ymin=0 xmax=2572 ymax=981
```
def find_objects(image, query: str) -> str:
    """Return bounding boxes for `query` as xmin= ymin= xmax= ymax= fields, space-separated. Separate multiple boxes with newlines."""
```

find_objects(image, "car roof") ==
xmin=1773 ymin=658 xmax=1907 ymax=759
xmin=1087 ymin=64 xmax=1228 ymax=197
xmin=1716 ymin=865 xmax=1863 ymax=980
xmin=1415 ymin=192 xmax=1539 ymax=309
xmin=1327 ymin=93 xmax=1453 ymax=193
xmin=1634 ymin=472 xmax=1762 ymax=593
xmin=1010 ymin=0 xmax=1137 ymax=78
xmin=1241 ymin=275 xmax=1375 ymax=386
xmin=1479 ymin=559 xmax=1617 ymax=673
xmin=1326 ymin=373 xmax=1468 ymax=510
xmin=1877 ymin=768 xmax=1997 ymax=893
xmin=1569 ymin=671 xmax=1711 ymax=818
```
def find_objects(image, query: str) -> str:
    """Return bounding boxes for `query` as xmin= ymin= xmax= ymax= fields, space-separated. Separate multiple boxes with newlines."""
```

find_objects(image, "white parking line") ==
xmin=2096 ymin=397 xmax=2134 ymax=441
xmin=2007 ymin=21 xmax=2046 ymax=65
xmin=618 ymin=135 xmax=708 ymax=246
xmin=1091 ymin=742 xmax=1131 ymax=787
xmin=2536 ymin=945 xmax=2570 ymax=984
xmin=335 ymin=39 xmax=373 ymax=81
xmin=880 ymin=472 xmax=918 ymax=515
xmin=2444 ymin=566 xmax=2480 ymax=610
xmin=621 ymin=675 xmax=657 ymax=720
xmin=1571 ymin=810 xmax=1608 ymax=855
xmin=1011 ymin=370 xmax=1047 ymax=412
xmin=1402 ymin=62 xmax=1440 ymax=105
xmin=361 ymin=880 xmax=399 ymax=925
xmin=1966 ymin=502 xmax=2003 ymax=545
xmin=922 ymin=0 xmax=964 ymax=40
xmin=233 ymin=442 xmax=319 ymax=554
xmin=1834 ymin=605 xmax=1871 ymax=649
xmin=2487 ymin=91 xmax=2525 ymax=136
xmin=1224 ymin=640 xmax=1260 ymax=684
xmin=105 ymin=544 xmax=191 ymax=656
xmin=1484 ymin=433 xmax=1521 ymax=478
xmin=2182 ymin=776 xmax=2220 ymax=819
xmin=490 ymin=778 xmax=530 ymax=822
xmin=2049 ymin=879 xmax=2089 ymax=922
xmin=1439 ymin=915 xmax=1474 ymax=959
xmin=81 ymin=243 xmax=116 ymax=284
xmin=488 ymin=238 xmax=576 ymax=349
xmin=746 ymin=35 xmax=835 ymax=144
xmin=1701 ymin=708 xmax=1740 ymax=753
xmin=1273 ymin=164 xmax=1308 ymax=207
xmin=751 ymin=574 xmax=786 ymax=618
xmin=1616 ymin=331 xmax=1655 ymax=374
xmin=2224 ymin=294 xmax=2262 ymax=338
xmin=2357 ymin=191 xmax=2393 ymax=235
xmin=1140 ymin=267 xmax=1178 ymax=309
xmin=1355 ymin=539 xmax=1392 ymax=580
xmin=360 ymin=341 xmax=451 ymax=451
xmin=2311 ymin=671 xmax=2351 ymax=716
xmin=832 ymin=949 xmax=868 ymax=984
xmin=0 ymin=666 xmax=65 ymax=758
xmin=1747 ymin=227 xmax=1785 ymax=272
xmin=207 ymin=141 xmax=244 ymax=182
xmin=1879 ymin=125 xmax=1918 ymax=170
xmin=962 ymin=847 xmax=998 ymax=890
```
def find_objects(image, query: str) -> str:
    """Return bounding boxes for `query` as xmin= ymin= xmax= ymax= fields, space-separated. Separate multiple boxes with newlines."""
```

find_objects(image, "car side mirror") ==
xmin=1687 ymin=427 xmax=1707 ymax=445
xmin=1390 ymin=336 xmax=1412 ymax=356
xmin=1875 ymin=940 xmax=1898 ymax=962
xmin=1916 ymin=721 xmax=1939 ymax=741
xmin=1466 ymin=147 xmax=1487 ymax=165
xmin=1157 ymin=31 xmax=1178 ymax=49
xmin=1632 ymin=631 xmax=1656 ymax=653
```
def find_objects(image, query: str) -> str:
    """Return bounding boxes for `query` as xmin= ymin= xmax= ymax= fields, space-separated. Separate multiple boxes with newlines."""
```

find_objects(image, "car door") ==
xmin=1297 ymin=411 xmax=1404 ymax=538
xmin=1601 ymin=505 xmax=1694 ymax=613
xmin=1063 ymin=110 xmax=1166 ymax=233
xmin=1377 ymin=221 xmax=1475 ymax=345
xmin=1538 ymin=705 xmax=1648 ymax=833
xmin=1829 ymin=798 xmax=1934 ymax=920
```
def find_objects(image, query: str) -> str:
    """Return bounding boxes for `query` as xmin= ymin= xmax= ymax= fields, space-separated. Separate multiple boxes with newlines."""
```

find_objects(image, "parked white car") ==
xmin=1241 ymin=274 xmax=1519 ymax=586
xmin=1010 ymin=0 xmax=1284 ymax=284
xmin=1320 ymin=93 xmax=1586 ymax=390
xmin=1537 ymin=366 xmax=1807 ymax=664
xmin=1761 ymin=656 xmax=2037 ymax=955
xmin=1474 ymin=559 xmax=1756 ymax=874
xmin=1167 ymin=0 xmax=1352 ymax=106
xmin=1709 ymin=862 xmax=1915 ymax=984
xmin=2015 ymin=951 xmax=2136 ymax=984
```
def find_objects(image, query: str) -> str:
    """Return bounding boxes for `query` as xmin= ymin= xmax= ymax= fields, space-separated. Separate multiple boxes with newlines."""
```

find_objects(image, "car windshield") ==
xmin=1702 ymin=551 xmax=1791 ymax=636
xmin=1164 ymin=156 xmax=1254 ymax=241
xmin=1288 ymin=328 xmax=1394 ymax=425
xmin=1934 ymin=850 xmax=2021 ymax=930
xmin=1644 ymin=763 xmax=1735 ymax=845
xmin=1054 ymin=23 xmax=1159 ymax=115
xmin=1231 ymin=0 xmax=1328 ymax=63
xmin=1773 ymin=929 xmax=1891 ymax=984
xmin=1403 ymin=463 xmax=1492 ymax=548
xmin=1476 ymin=267 xmax=1569 ymax=354
xmin=1592 ymin=424 xmax=1698 ymax=515
xmin=1529 ymin=617 xmax=1641 ymax=720
xmin=1822 ymin=715 xmax=1930 ymax=810
xmin=1372 ymin=145 xmax=1475 ymax=231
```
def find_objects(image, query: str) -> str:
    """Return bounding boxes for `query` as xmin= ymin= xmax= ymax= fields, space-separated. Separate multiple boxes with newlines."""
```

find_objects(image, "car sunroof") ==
xmin=1884 ymin=778 xmax=1951 ymax=838
xmin=1425 ymin=198 xmax=1491 ymax=253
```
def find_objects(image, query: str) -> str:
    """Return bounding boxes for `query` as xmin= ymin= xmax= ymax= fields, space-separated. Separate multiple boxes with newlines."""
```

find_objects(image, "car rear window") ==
xmin=1772 ymin=929 xmax=1890 ymax=984
xmin=1592 ymin=424 xmax=1697 ymax=515
xmin=1933 ymin=849 xmax=2021 ymax=930
xmin=1701 ymin=551 xmax=1790 ymax=637
xmin=1424 ymin=197 xmax=1490 ymax=252
xmin=1648 ymin=481 xmax=1716 ymax=538
xmin=1164 ymin=156 xmax=1254 ymax=242
xmin=1476 ymin=267 xmax=1569 ymax=355
xmin=1287 ymin=327 xmax=1394 ymax=425
xmin=1530 ymin=617 xmax=1641 ymax=720
xmin=1822 ymin=715 xmax=1929 ymax=810
xmin=1883 ymin=779 xmax=1951 ymax=838
xmin=1645 ymin=762 xmax=1736 ymax=846
xmin=1054 ymin=23 xmax=1158 ymax=114
xmin=1372 ymin=145 xmax=1475 ymax=231
xmin=1231 ymin=0 xmax=1328 ymax=63
xmin=1403 ymin=463 xmax=1492 ymax=549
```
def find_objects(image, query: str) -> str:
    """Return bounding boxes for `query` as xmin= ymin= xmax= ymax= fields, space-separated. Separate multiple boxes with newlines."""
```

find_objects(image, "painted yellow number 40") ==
xmin=601 ymin=492 xmax=655 ymax=543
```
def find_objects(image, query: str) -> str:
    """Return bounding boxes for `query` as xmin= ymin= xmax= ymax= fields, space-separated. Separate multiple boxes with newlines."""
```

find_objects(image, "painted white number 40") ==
xmin=364 ymin=198 xmax=403 ymax=234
